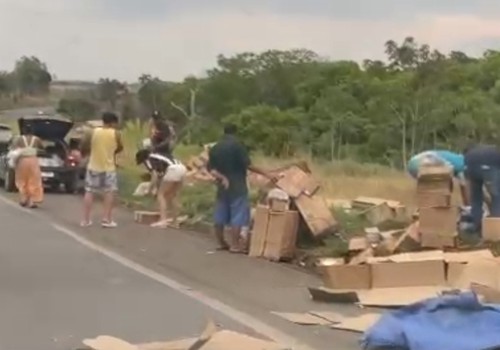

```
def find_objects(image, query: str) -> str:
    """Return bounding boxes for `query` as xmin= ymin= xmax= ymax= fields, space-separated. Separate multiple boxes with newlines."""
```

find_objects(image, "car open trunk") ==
xmin=18 ymin=116 xmax=73 ymax=141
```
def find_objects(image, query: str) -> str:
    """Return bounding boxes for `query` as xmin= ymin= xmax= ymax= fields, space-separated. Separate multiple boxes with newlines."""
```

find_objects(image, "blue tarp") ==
xmin=361 ymin=292 xmax=500 ymax=350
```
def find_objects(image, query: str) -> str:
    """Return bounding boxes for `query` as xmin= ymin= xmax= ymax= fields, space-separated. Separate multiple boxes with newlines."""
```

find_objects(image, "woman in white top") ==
xmin=12 ymin=122 xmax=43 ymax=208
xmin=136 ymin=146 xmax=187 ymax=228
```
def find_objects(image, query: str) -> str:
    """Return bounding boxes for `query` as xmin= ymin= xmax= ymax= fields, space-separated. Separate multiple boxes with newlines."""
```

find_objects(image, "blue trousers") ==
xmin=213 ymin=194 xmax=250 ymax=228
xmin=467 ymin=165 xmax=500 ymax=233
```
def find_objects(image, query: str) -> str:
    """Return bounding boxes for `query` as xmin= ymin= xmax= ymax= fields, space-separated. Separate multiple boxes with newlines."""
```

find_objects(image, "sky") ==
xmin=0 ymin=0 xmax=499 ymax=82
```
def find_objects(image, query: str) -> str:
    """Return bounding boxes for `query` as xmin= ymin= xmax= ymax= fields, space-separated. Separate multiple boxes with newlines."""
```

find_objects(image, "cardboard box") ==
xmin=416 ymin=192 xmax=451 ymax=208
xmin=263 ymin=210 xmax=299 ymax=261
xmin=371 ymin=260 xmax=446 ymax=288
xmin=133 ymin=211 xmax=160 ymax=225
xmin=249 ymin=205 xmax=270 ymax=257
xmin=318 ymin=264 xmax=371 ymax=290
xmin=419 ymin=207 xmax=458 ymax=235
xmin=269 ymin=199 xmax=290 ymax=212
xmin=483 ymin=217 xmax=500 ymax=242
xmin=348 ymin=237 xmax=368 ymax=251
xmin=421 ymin=232 xmax=457 ymax=248
xmin=294 ymin=194 xmax=338 ymax=237
xmin=446 ymin=259 xmax=500 ymax=289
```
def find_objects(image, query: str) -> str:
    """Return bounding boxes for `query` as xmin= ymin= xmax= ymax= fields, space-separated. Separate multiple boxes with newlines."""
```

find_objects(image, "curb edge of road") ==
xmin=0 ymin=195 xmax=318 ymax=350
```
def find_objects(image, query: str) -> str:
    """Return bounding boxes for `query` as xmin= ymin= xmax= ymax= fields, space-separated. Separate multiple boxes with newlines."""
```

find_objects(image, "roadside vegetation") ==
xmin=4 ymin=36 xmax=499 ymax=256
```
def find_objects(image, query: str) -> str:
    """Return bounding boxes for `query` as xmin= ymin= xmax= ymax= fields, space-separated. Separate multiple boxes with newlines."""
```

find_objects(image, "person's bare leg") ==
xmin=165 ymin=182 xmax=182 ymax=227
xmin=157 ymin=182 xmax=169 ymax=222
xmin=82 ymin=191 xmax=93 ymax=224
xmin=228 ymin=226 xmax=243 ymax=253
xmin=214 ymin=225 xmax=229 ymax=250
xmin=102 ymin=191 xmax=115 ymax=222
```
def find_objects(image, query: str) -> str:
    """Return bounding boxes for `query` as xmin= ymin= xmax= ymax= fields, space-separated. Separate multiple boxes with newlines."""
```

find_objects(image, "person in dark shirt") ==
xmin=207 ymin=124 xmax=274 ymax=253
xmin=464 ymin=144 xmax=500 ymax=234
xmin=149 ymin=111 xmax=173 ymax=156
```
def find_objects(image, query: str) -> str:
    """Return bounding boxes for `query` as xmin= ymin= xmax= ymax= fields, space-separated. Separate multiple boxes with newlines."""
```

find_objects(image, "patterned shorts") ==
xmin=85 ymin=170 xmax=118 ymax=193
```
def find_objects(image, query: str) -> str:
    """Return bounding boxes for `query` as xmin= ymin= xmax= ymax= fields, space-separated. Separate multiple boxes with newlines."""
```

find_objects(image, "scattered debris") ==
xmin=83 ymin=321 xmax=288 ymax=350
xmin=271 ymin=312 xmax=332 ymax=326
xmin=330 ymin=313 xmax=381 ymax=333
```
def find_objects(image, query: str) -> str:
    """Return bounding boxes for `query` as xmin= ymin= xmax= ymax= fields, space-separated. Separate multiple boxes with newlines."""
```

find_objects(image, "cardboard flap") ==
xmin=275 ymin=165 xmax=317 ymax=198
xmin=83 ymin=336 xmax=138 ymax=350
xmin=295 ymin=194 xmax=338 ymax=237
xmin=444 ymin=250 xmax=494 ymax=263
xmin=138 ymin=339 xmax=197 ymax=350
xmin=271 ymin=312 xmax=332 ymax=326
xmin=352 ymin=197 xmax=402 ymax=210
xmin=308 ymin=287 xmax=360 ymax=303
xmin=447 ymin=259 xmax=500 ymax=289
xmin=388 ymin=250 xmax=444 ymax=263
xmin=331 ymin=314 xmax=382 ymax=333
xmin=358 ymin=286 xmax=447 ymax=307
xmin=198 ymin=330 xmax=286 ymax=350
xmin=308 ymin=311 xmax=343 ymax=323
xmin=470 ymin=283 xmax=500 ymax=304
xmin=348 ymin=237 xmax=368 ymax=251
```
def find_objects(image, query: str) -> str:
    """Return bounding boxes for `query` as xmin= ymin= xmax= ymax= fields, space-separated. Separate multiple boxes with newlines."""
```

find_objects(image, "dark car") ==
xmin=0 ymin=116 xmax=82 ymax=193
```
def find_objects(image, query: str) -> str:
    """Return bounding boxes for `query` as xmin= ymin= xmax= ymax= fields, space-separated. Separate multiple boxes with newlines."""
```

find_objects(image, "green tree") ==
xmin=14 ymin=56 xmax=52 ymax=95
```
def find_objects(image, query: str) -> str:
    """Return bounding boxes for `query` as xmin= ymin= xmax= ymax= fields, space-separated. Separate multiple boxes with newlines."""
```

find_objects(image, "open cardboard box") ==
xmin=313 ymin=250 xmax=495 ymax=307
xmin=83 ymin=321 xmax=288 ymax=350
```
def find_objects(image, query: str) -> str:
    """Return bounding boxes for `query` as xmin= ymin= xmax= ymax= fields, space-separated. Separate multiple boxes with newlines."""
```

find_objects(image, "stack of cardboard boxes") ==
xmin=416 ymin=166 xmax=459 ymax=248
xmin=249 ymin=198 xmax=299 ymax=262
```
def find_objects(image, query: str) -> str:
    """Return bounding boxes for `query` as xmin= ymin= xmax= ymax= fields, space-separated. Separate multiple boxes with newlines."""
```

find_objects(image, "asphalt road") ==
xmin=0 ymin=107 xmax=361 ymax=350
xmin=0 ymin=196 xmax=251 ymax=350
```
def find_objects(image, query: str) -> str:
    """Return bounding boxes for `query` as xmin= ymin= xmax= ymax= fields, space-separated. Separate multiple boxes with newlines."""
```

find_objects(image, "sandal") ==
xmin=151 ymin=220 xmax=169 ymax=228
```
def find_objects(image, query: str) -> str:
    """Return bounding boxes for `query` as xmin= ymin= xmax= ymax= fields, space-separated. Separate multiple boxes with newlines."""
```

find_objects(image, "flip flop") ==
xmin=151 ymin=220 xmax=169 ymax=229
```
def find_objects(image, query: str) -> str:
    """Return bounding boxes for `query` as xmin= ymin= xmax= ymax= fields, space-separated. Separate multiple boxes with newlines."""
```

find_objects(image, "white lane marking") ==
xmin=0 ymin=195 xmax=317 ymax=350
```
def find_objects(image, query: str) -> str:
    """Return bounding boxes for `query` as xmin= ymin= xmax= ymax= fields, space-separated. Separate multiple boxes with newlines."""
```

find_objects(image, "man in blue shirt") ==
xmin=407 ymin=150 xmax=468 ymax=206
xmin=464 ymin=144 xmax=500 ymax=234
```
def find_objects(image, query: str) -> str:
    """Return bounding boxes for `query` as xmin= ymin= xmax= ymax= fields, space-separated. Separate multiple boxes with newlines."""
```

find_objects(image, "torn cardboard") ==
xmin=308 ymin=311 xmax=343 ymax=323
xmin=271 ymin=312 xmax=332 ymax=326
xmin=294 ymin=194 xmax=337 ymax=237
xmin=317 ymin=263 xmax=371 ymax=290
xmin=391 ymin=222 xmax=421 ymax=253
xmin=482 ymin=217 xmax=500 ymax=242
xmin=275 ymin=165 xmax=319 ymax=198
xmin=348 ymin=237 xmax=368 ymax=251
xmin=358 ymin=286 xmax=448 ymax=307
xmin=330 ymin=313 xmax=381 ymax=333
xmin=446 ymin=258 xmax=500 ymax=290
xmin=352 ymin=197 xmax=402 ymax=210
xmin=371 ymin=260 xmax=445 ymax=288
xmin=84 ymin=324 xmax=286 ymax=350
xmin=309 ymin=286 xmax=448 ymax=307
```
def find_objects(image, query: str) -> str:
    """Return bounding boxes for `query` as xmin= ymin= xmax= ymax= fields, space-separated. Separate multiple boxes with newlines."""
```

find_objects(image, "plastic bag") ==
xmin=7 ymin=148 xmax=21 ymax=168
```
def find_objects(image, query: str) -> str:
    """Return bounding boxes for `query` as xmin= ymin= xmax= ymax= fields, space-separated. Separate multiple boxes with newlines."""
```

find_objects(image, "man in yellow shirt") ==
xmin=80 ymin=112 xmax=123 ymax=228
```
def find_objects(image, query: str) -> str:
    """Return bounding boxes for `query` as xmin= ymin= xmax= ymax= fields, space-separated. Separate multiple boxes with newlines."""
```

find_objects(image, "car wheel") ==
xmin=4 ymin=169 xmax=16 ymax=192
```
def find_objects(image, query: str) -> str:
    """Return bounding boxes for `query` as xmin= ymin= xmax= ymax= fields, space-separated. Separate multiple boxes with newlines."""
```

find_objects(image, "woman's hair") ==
xmin=135 ymin=149 xmax=151 ymax=165
xmin=20 ymin=119 xmax=33 ymax=135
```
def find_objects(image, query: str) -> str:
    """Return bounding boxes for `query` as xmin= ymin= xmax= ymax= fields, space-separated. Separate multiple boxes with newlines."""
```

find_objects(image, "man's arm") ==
xmin=457 ymin=172 xmax=470 ymax=206
xmin=238 ymin=143 xmax=275 ymax=180
xmin=207 ymin=146 xmax=229 ymax=188
xmin=79 ymin=130 xmax=92 ymax=156
xmin=115 ymin=130 xmax=124 ymax=154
